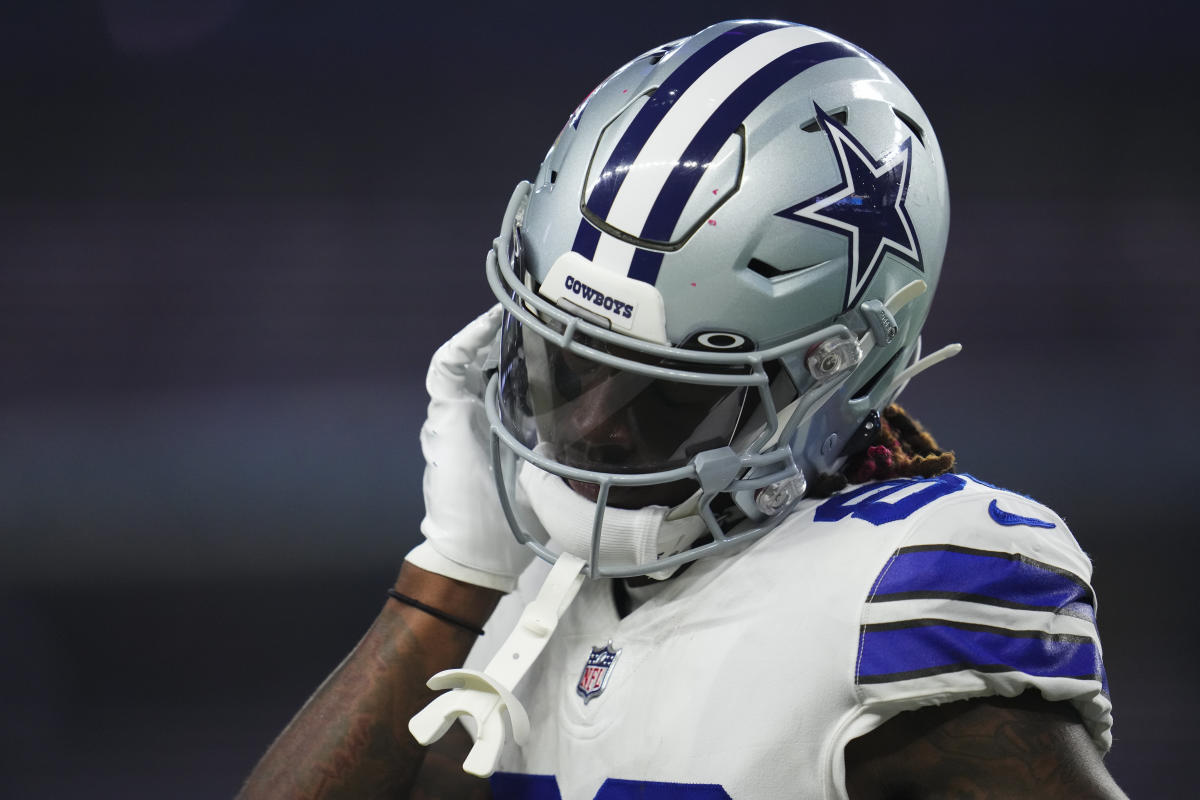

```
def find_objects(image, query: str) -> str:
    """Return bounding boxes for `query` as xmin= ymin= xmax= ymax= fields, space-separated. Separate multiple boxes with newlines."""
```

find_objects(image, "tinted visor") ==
xmin=497 ymin=312 xmax=755 ymax=474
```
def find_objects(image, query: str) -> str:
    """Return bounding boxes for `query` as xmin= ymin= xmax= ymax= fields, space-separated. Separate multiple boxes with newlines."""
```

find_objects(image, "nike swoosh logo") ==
xmin=988 ymin=499 xmax=1056 ymax=529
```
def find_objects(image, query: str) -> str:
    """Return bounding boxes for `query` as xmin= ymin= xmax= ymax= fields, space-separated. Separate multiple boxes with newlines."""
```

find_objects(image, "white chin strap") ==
xmin=518 ymin=461 xmax=708 ymax=580
xmin=408 ymin=463 xmax=707 ymax=776
xmin=410 ymin=551 xmax=588 ymax=777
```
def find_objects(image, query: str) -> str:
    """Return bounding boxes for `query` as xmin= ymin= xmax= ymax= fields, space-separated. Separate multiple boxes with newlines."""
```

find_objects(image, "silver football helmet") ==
xmin=483 ymin=19 xmax=956 ymax=579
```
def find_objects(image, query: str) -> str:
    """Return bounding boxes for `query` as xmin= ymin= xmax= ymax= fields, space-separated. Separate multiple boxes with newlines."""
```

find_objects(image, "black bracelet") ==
xmin=386 ymin=589 xmax=486 ymax=637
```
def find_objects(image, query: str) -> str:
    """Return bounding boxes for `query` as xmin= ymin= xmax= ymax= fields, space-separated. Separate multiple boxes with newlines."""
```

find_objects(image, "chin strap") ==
xmin=409 ymin=553 xmax=588 ymax=777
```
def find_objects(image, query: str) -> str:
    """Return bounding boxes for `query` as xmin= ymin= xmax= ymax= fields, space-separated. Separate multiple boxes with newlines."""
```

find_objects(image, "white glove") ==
xmin=405 ymin=304 xmax=534 ymax=593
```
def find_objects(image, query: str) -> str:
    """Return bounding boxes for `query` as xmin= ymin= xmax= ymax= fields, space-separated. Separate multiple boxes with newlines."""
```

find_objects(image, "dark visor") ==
xmin=496 ymin=311 xmax=769 ymax=474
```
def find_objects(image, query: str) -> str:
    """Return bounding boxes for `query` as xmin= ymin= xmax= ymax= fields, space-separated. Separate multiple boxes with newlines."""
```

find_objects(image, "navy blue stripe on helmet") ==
xmin=627 ymin=249 xmax=665 ymax=284
xmin=867 ymin=545 xmax=1096 ymax=618
xmin=582 ymin=21 xmax=783 ymax=224
xmin=572 ymin=218 xmax=602 ymax=260
xmin=639 ymin=40 xmax=861 ymax=244
xmin=856 ymin=619 xmax=1106 ymax=689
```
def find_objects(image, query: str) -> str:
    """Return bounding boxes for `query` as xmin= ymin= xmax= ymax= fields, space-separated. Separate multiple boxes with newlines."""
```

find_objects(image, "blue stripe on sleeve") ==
xmin=869 ymin=546 xmax=1095 ymax=616
xmin=857 ymin=619 xmax=1104 ymax=685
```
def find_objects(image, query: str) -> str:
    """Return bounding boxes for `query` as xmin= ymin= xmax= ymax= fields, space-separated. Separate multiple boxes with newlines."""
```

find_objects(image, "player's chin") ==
xmin=566 ymin=478 xmax=697 ymax=510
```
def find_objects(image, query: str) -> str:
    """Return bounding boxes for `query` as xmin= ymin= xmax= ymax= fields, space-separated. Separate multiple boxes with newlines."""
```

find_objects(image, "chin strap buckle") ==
xmin=859 ymin=299 xmax=898 ymax=345
xmin=409 ymin=553 xmax=587 ymax=777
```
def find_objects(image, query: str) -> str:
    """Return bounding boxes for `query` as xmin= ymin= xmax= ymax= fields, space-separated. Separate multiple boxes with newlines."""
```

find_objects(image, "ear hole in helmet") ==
xmin=893 ymin=108 xmax=926 ymax=147
xmin=801 ymin=108 xmax=847 ymax=132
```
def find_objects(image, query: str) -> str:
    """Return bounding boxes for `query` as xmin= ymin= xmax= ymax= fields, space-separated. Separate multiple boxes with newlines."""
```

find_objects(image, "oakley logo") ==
xmin=564 ymin=275 xmax=634 ymax=318
xmin=696 ymin=331 xmax=747 ymax=350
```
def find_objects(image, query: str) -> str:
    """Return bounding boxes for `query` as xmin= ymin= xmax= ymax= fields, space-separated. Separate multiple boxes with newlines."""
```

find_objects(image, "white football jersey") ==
xmin=465 ymin=474 xmax=1112 ymax=800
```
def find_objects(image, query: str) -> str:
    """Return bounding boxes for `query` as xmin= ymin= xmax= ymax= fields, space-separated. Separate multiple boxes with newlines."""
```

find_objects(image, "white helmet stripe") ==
xmin=602 ymin=26 xmax=829 ymax=244
xmin=584 ymin=27 xmax=867 ymax=285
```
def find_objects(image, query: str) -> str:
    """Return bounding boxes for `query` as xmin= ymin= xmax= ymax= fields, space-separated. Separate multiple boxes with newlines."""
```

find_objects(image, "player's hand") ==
xmin=405 ymin=304 xmax=534 ymax=593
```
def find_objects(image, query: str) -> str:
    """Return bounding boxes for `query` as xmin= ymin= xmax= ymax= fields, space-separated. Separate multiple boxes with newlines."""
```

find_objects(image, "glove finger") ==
xmin=443 ymin=304 xmax=504 ymax=369
xmin=427 ymin=304 xmax=504 ymax=397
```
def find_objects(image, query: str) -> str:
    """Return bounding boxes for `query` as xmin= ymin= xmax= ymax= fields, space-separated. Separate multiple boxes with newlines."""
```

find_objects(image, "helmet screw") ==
xmin=821 ymin=433 xmax=838 ymax=454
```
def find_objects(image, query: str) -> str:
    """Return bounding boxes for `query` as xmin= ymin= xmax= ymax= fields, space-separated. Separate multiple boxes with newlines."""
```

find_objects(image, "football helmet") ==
xmin=483 ymin=19 xmax=956 ymax=579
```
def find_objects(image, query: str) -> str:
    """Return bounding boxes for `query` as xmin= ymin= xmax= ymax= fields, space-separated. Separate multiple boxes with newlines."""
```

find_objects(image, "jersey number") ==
xmin=815 ymin=473 xmax=966 ymax=526
xmin=490 ymin=773 xmax=731 ymax=799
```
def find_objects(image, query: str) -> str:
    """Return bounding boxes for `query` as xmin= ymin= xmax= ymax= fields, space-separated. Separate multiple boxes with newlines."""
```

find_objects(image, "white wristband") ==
xmin=405 ymin=542 xmax=522 ymax=594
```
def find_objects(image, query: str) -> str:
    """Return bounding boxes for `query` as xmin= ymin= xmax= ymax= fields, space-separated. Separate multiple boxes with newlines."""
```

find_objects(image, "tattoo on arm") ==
xmin=844 ymin=691 xmax=1127 ymax=800
xmin=238 ymin=564 xmax=500 ymax=800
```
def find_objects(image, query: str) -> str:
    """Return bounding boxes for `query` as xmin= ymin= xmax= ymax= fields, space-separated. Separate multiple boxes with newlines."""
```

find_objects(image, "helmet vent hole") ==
xmin=748 ymin=258 xmax=822 ymax=280
xmin=894 ymin=108 xmax=925 ymax=147
xmin=747 ymin=258 xmax=786 ymax=279
xmin=549 ymin=170 xmax=559 ymax=185
xmin=801 ymin=108 xmax=847 ymax=133
xmin=646 ymin=43 xmax=680 ymax=65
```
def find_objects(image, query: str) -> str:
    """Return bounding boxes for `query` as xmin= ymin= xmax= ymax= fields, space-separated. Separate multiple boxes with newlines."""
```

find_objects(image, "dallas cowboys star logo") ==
xmin=776 ymin=105 xmax=922 ymax=310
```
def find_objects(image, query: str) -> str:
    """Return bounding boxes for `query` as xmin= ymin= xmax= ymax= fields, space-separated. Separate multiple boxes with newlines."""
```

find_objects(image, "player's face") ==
xmin=497 ymin=313 xmax=752 ymax=509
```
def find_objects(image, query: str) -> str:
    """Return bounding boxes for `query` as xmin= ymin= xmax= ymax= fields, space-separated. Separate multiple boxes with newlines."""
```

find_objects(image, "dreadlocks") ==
xmin=806 ymin=404 xmax=956 ymax=499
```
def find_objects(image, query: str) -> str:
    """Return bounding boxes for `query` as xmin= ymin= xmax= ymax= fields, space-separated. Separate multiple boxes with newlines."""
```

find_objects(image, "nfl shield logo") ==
xmin=576 ymin=642 xmax=621 ymax=703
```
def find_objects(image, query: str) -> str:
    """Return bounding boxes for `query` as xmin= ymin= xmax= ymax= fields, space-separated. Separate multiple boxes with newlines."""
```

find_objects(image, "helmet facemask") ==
xmin=485 ymin=182 xmax=877 ymax=579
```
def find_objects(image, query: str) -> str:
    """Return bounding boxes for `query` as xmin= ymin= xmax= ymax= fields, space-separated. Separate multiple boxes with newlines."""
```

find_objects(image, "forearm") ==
xmin=238 ymin=562 xmax=502 ymax=800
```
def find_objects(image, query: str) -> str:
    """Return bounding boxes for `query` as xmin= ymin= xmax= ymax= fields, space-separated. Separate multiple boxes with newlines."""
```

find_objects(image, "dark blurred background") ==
xmin=2 ymin=1 xmax=1196 ymax=796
